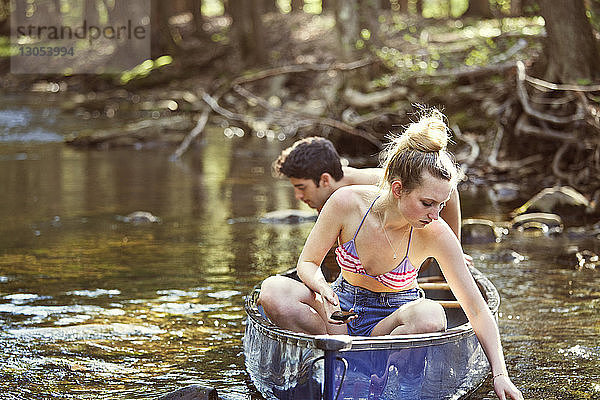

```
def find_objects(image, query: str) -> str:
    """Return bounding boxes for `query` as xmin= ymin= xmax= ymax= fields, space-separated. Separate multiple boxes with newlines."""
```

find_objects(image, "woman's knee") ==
xmin=258 ymin=276 xmax=286 ymax=308
xmin=402 ymin=299 xmax=446 ymax=333
xmin=417 ymin=300 xmax=447 ymax=332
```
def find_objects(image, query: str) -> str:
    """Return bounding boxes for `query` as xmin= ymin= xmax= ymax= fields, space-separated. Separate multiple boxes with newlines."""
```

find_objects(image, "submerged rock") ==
xmin=477 ymin=249 xmax=525 ymax=263
xmin=157 ymin=384 xmax=218 ymax=400
xmin=258 ymin=209 xmax=317 ymax=224
xmin=461 ymin=219 xmax=507 ymax=244
xmin=488 ymin=182 xmax=521 ymax=203
xmin=117 ymin=211 xmax=161 ymax=225
xmin=556 ymin=247 xmax=599 ymax=270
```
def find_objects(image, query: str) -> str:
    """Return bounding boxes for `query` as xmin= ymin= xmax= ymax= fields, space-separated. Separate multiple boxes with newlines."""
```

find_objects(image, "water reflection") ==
xmin=0 ymin=104 xmax=599 ymax=399
xmin=0 ymin=128 xmax=313 ymax=399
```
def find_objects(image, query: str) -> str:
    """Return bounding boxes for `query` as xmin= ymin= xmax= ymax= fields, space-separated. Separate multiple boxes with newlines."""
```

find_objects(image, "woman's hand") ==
xmin=493 ymin=374 xmax=523 ymax=400
xmin=318 ymin=284 xmax=340 ymax=323
xmin=317 ymin=284 xmax=345 ymax=325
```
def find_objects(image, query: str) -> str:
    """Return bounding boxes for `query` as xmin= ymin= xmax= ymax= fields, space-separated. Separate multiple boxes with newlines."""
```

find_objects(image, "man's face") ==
xmin=289 ymin=177 xmax=334 ymax=211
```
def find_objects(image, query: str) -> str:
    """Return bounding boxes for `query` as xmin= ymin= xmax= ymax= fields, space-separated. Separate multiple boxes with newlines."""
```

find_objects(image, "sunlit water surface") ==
xmin=0 ymin=97 xmax=598 ymax=399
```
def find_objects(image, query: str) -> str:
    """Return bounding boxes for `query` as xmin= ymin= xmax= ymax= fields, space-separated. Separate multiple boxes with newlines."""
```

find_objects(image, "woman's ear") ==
xmin=391 ymin=180 xmax=403 ymax=198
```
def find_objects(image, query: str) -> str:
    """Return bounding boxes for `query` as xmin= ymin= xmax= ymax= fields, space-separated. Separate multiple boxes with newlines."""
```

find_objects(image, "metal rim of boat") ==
xmin=244 ymin=266 xmax=500 ymax=352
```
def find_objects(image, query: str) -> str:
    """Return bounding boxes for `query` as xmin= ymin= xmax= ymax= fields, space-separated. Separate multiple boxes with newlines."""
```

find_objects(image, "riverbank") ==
xmin=1 ymin=11 xmax=598 ymax=219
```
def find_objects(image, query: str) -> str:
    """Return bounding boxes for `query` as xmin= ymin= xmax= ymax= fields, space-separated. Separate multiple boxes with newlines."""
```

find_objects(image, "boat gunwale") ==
xmin=245 ymin=266 xmax=499 ymax=351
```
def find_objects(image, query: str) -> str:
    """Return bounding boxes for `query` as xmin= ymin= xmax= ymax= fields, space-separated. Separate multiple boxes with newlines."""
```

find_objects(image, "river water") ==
xmin=0 ymin=94 xmax=598 ymax=400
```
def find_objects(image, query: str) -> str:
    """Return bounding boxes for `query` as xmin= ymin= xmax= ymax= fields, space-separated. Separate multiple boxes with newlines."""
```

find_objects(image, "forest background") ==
xmin=1 ymin=0 xmax=600 ymax=215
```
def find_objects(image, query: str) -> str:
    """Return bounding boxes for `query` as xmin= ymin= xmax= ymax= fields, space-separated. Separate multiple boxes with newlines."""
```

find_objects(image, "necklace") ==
xmin=377 ymin=212 xmax=399 ymax=260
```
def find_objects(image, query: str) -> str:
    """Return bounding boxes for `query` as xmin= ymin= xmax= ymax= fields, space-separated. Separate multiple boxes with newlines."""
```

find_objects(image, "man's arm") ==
xmin=440 ymin=188 xmax=461 ymax=240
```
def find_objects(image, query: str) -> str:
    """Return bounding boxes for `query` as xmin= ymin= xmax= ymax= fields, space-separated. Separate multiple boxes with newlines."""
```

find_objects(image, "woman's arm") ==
xmin=297 ymin=190 xmax=351 ymax=321
xmin=429 ymin=227 xmax=523 ymax=400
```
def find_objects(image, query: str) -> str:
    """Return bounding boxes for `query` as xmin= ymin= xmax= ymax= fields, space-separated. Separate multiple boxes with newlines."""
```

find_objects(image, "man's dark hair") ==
xmin=273 ymin=137 xmax=344 ymax=186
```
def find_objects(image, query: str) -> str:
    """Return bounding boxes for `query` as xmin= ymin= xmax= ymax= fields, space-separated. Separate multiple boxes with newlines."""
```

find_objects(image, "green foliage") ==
xmin=372 ymin=15 xmax=544 ymax=82
xmin=0 ymin=37 xmax=18 ymax=57
xmin=464 ymin=45 xmax=491 ymax=66
xmin=119 ymin=55 xmax=173 ymax=84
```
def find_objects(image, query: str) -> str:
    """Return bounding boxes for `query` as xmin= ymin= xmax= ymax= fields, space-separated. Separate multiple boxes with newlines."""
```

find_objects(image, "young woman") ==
xmin=260 ymin=109 xmax=522 ymax=400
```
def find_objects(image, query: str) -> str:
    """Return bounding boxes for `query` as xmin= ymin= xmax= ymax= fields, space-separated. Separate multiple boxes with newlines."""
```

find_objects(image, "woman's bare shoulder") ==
xmin=415 ymin=219 xmax=454 ymax=244
xmin=328 ymin=185 xmax=378 ymax=208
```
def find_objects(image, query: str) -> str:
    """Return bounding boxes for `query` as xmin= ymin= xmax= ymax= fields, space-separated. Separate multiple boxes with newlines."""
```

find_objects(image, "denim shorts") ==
xmin=331 ymin=275 xmax=424 ymax=337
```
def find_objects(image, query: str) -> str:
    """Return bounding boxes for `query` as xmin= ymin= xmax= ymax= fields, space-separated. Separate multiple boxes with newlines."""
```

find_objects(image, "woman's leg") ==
xmin=370 ymin=298 xmax=446 ymax=336
xmin=258 ymin=275 xmax=348 ymax=335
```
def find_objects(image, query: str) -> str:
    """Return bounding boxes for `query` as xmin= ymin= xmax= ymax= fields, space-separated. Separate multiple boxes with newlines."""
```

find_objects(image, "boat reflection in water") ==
xmin=244 ymin=265 xmax=498 ymax=400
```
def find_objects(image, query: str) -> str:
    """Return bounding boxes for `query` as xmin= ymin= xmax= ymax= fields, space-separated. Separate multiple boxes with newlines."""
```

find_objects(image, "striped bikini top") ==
xmin=334 ymin=196 xmax=418 ymax=291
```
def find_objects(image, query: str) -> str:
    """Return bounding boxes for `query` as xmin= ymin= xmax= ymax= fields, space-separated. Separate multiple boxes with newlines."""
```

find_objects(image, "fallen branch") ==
xmin=342 ymin=86 xmax=408 ymax=109
xmin=170 ymin=108 xmax=210 ymax=161
xmin=525 ymin=73 xmax=600 ymax=92
xmin=451 ymin=124 xmax=479 ymax=167
xmin=551 ymin=143 xmax=572 ymax=181
xmin=514 ymin=113 xmax=579 ymax=142
xmin=488 ymin=123 xmax=543 ymax=170
xmin=341 ymin=107 xmax=402 ymax=126
xmin=67 ymin=116 xmax=192 ymax=147
xmin=231 ymin=58 xmax=377 ymax=86
xmin=228 ymin=85 xmax=383 ymax=148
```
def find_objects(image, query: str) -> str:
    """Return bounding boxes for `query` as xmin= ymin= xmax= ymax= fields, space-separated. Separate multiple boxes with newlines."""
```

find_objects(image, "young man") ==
xmin=273 ymin=136 xmax=462 ymax=239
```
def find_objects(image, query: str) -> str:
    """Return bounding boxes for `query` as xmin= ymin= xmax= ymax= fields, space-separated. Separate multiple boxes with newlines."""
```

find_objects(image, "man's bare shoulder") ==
xmin=342 ymin=166 xmax=383 ymax=186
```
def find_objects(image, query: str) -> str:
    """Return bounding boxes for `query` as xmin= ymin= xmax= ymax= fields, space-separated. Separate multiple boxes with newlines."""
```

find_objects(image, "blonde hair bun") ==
xmin=379 ymin=107 xmax=458 ymax=191
xmin=396 ymin=108 xmax=449 ymax=153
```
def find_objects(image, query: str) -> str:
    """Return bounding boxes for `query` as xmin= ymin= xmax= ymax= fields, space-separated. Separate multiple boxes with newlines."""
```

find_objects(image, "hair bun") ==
xmin=402 ymin=109 xmax=448 ymax=152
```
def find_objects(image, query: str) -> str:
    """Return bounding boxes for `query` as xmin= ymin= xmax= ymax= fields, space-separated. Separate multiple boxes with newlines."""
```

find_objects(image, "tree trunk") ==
xmin=510 ymin=0 xmax=522 ymax=16
xmin=415 ymin=0 xmax=423 ymax=15
xmin=358 ymin=0 xmax=381 ymax=45
xmin=539 ymin=0 xmax=600 ymax=83
xmin=263 ymin=0 xmax=278 ymax=13
xmin=229 ymin=0 xmax=267 ymax=66
xmin=151 ymin=0 xmax=178 ymax=57
xmin=0 ymin=0 xmax=9 ymax=35
xmin=291 ymin=0 xmax=304 ymax=12
xmin=334 ymin=0 xmax=360 ymax=61
xmin=192 ymin=0 xmax=205 ymax=35
xmin=397 ymin=0 xmax=408 ymax=13
xmin=322 ymin=0 xmax=333 ymax=11
xmin=464 ymin=0 xmax=493 ymax=18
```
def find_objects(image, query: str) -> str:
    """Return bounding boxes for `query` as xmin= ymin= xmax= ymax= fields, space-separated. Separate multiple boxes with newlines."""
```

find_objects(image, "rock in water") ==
xmin=117 ymin=211 xmax=161 ymax=225
xmin=461 ymin=219 xmax=506 ymax=244
xmin=157 ymin=384 xmax=218 ymax=400
xmin=259 ymin=209 xmax=317 ymax=224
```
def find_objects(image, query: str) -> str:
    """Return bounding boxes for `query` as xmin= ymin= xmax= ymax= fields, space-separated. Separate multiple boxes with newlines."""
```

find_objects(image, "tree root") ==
xmin=489 ymin=61 xmax=600 ymax=198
